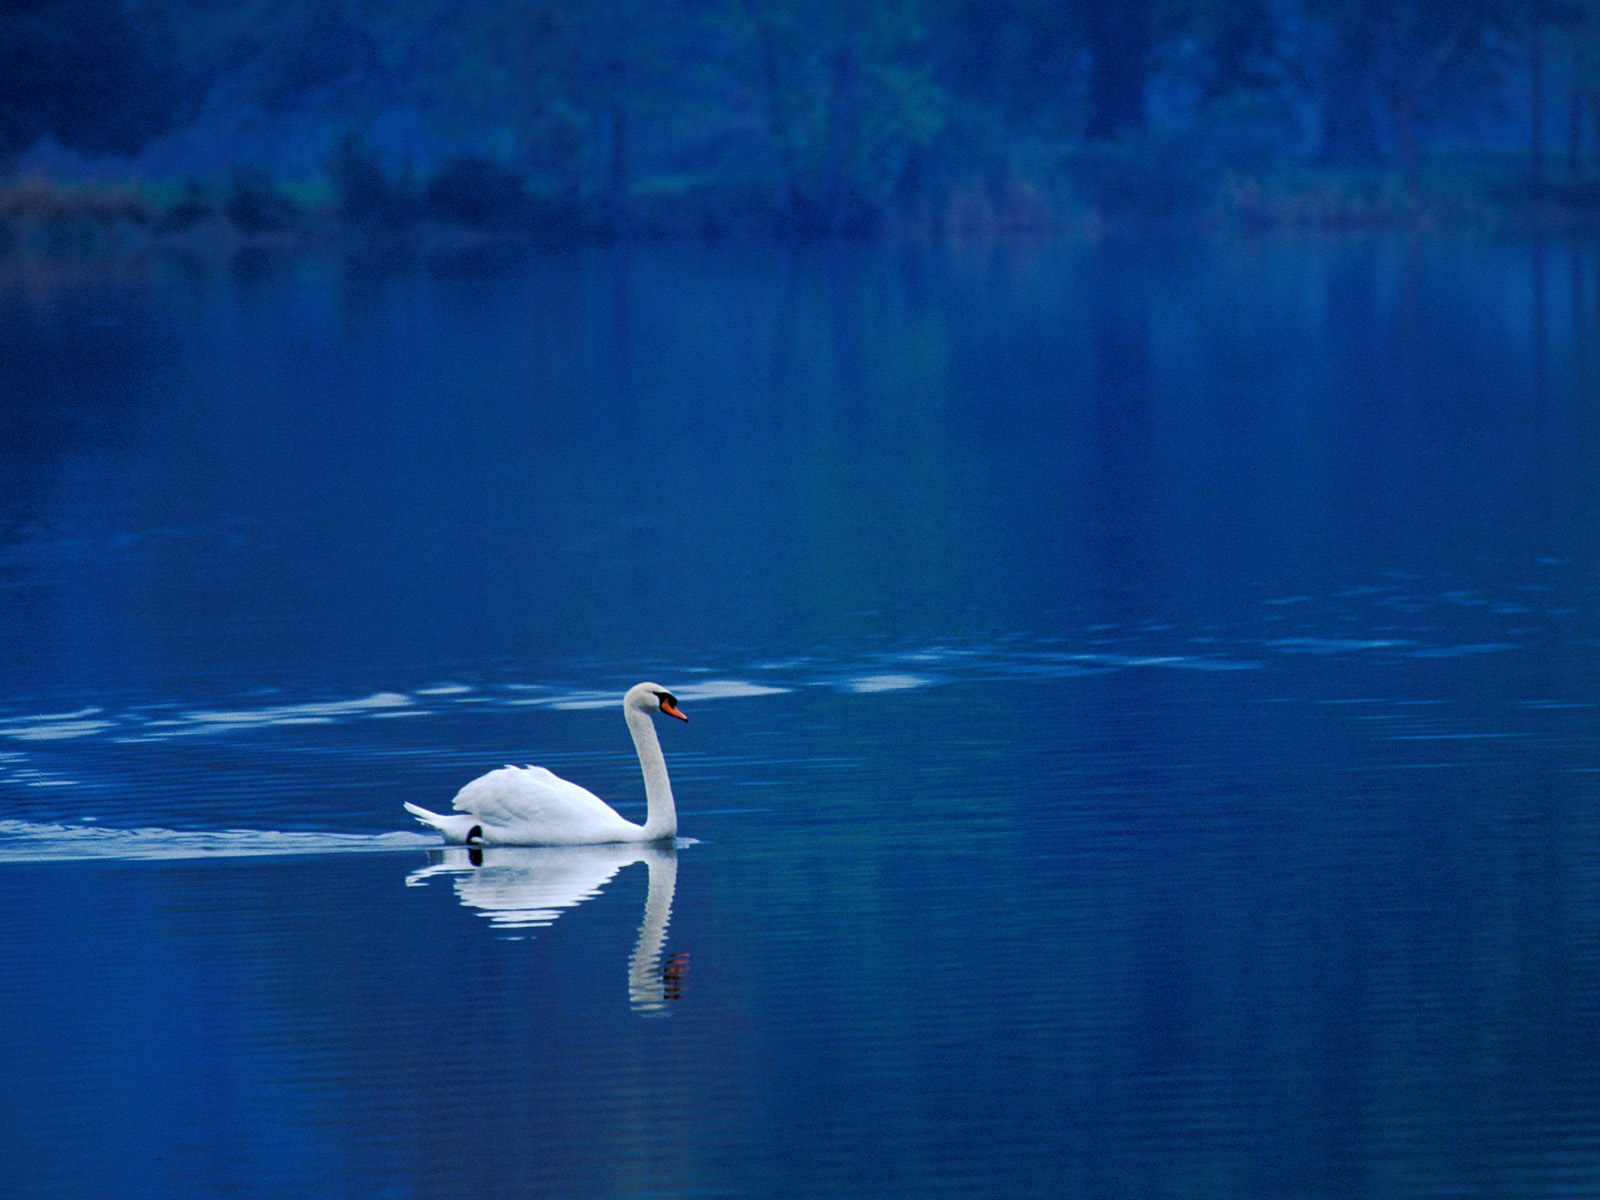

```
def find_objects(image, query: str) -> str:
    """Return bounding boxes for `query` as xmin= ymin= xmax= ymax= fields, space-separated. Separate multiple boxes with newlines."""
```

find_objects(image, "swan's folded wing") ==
xmin=450 ymin=765 xmax=614 ymax=829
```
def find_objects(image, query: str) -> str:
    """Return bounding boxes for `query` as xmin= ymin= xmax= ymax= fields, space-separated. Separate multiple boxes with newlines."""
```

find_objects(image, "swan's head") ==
xmin=626 ymin=682 xmax=687 ymax=722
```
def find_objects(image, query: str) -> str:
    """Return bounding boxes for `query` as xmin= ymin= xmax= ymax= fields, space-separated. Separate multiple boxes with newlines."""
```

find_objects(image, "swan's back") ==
xmin=451 ymin=765 xmax=641 ymax=844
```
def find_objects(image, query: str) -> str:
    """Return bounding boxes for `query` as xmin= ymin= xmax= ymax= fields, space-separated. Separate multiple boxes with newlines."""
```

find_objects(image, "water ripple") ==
xmin=0 ymin=572 xmax=1590 ymax=769
xmin=0 ymin=818 xmax=435 ymax=863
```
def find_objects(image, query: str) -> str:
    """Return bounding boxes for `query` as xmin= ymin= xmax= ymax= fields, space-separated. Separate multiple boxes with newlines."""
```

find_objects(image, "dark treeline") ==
xmin=5 ymin=0 xmax=1600 ymax=239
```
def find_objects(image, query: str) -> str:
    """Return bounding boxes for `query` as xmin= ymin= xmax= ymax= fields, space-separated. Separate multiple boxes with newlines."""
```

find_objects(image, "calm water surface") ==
xmin=2 ymin=236 xmax=1599 ymax=1198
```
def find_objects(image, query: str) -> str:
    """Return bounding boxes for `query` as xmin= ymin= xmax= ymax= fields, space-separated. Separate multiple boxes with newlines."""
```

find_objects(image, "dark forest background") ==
xmin=5 ymin=0 xmax=1600 ymax=241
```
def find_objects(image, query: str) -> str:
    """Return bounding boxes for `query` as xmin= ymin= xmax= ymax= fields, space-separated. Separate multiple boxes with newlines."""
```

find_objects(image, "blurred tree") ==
xmin=7 ymin=0 xmax=1596 ymax=227
xmin=558 ymin=0 xmax=644 ymax=223
xmin=143 ymin=0 xmax=464 ymax=158
xmin=439 ymin=0 xmax=728 ymax=223
xmin=1531 ymin=21 xmax=1547 ymax=185
xmin=0 ymin=0 xmax=186 ymax=160
xmin=740 ymin=0 xmax=944 ymax=228
xmin=1309 ymin=0 xmax=1569 ymax=191
xmin=934 ymin=0 xmax=1080 ymax=131
xmin=1080 ymin=0 xmax=1153 ymax=139
xmin=456 ymin=1 xmax=586 ymax=193
xmin=1190 ymin=0 xmax=1298 ymax=104
xmin=1560 ymin=0 xmax=1600 ymax=173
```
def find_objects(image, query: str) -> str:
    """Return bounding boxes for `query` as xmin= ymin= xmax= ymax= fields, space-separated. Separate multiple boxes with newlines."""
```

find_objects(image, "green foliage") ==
xmin=627 ymin=176 xmax=781 ymax=233
xmin=326 ymin=136 xmax=418 ymax=227
xmin=225 ymin=168 xmax=302 ymax=234
xmin=734 ymin=0 xmax=950 ymax=229
xmin=155 ymin=179 xmax=221 ymax=233
xmin=1306 ymin=0 xmax=1559 ymax=168
xmin=423 ymin=156 xmax=532 ymax=228
xmin=0 ymin=174 xmax=155 ymax=252
xmin=2 ymin=0 xmax=1597 ymax=236
xmin=1065 ymin=134 xmax=1218 ymax=219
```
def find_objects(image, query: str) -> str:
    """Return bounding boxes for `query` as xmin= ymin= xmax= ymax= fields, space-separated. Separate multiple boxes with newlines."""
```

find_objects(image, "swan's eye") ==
xmin=653 ymin=690 xmax=688 ymax=721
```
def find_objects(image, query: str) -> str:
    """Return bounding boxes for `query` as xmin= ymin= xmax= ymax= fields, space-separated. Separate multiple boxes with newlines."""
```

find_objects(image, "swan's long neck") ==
xmin=625 ymin=705 xmax=677 ymax=839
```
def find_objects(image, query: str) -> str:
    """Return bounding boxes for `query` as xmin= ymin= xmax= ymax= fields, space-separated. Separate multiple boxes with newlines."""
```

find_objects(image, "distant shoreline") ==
xmin=5 ymin=159 xmax=1600 ymax=256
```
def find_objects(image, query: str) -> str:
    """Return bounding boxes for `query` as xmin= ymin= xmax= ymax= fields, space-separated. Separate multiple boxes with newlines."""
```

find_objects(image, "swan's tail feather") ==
xmin=403 ymin=801 xmax=440 ymax=827
xmin=404 ymin=801 xmax=472 ymax=842
xmin=404 ymin=804 xmax=485 ymax=844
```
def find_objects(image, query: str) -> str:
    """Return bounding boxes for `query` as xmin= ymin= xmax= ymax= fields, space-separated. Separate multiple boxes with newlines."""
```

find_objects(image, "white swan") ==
xmin=402 ymin=681 xmax=687 ymax=846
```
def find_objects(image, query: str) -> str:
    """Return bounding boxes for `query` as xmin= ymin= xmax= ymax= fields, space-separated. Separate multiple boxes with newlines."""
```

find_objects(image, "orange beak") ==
xmin=661 ymin=699 xmax=688 ymax=722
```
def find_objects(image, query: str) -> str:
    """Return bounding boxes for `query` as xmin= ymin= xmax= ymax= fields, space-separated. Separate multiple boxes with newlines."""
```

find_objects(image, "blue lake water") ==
xmin=2 ymin=236 xmax=1599 ymax=1198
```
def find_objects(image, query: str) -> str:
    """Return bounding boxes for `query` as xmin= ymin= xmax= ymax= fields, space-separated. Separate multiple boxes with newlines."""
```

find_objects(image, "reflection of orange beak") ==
xmin=661 ymin=699 xmax=688 ymax=722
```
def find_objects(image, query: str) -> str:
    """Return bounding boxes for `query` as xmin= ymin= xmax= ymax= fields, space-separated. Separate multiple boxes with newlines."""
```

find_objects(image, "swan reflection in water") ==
xmin=405 ymin=843 xmax=685 ymax=1014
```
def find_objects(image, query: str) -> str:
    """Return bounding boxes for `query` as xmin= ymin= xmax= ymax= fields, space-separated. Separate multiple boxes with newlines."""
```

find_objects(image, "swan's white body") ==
xmin=403 ymin=682 xmax=684 ymax=846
